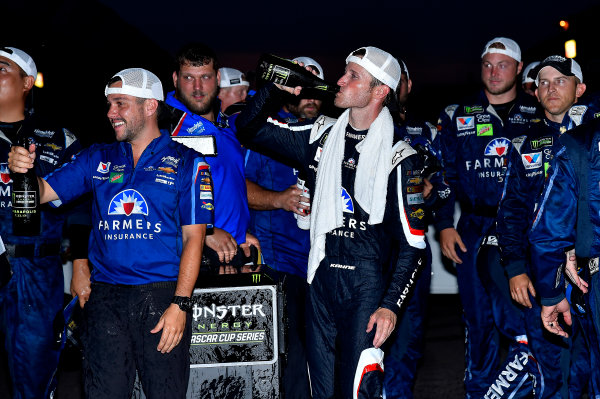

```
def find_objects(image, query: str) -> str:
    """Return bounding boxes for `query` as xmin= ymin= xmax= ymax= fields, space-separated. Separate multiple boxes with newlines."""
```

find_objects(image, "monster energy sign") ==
xmin=189 ymin=286 xmax=278 ymax=367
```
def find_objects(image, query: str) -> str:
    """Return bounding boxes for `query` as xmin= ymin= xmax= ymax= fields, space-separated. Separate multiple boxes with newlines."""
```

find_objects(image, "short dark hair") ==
xmin=174 ymin=43 xmax=219 ymax=75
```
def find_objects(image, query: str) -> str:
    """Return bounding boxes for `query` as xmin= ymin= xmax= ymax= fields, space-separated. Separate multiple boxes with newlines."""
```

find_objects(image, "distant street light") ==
xmin=559 ymin=20 xmax=569 ymax=30
xmin=34 ymin=72 xmax=44 ymax=88
xmin=565 ymin=40 xmax=577 ymax=58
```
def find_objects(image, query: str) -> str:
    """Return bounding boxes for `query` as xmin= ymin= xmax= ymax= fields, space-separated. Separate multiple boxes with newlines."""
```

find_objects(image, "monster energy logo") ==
xmin=530 ymin=137 xmax=553 ymax=150
xmin=252 ymin=273 xmax=261 ymax=284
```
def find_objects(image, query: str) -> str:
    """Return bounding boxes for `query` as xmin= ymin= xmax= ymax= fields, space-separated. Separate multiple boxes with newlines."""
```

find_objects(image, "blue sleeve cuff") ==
xmin=540 ymin=293 xmax=566 ymax=307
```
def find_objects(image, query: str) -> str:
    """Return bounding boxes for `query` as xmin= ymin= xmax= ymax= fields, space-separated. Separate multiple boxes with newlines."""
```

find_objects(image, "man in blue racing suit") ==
xmin=436 ymin=37 xmax=543 ymax=398
xmin=528 ymin=116 xmax=600 ymax=395
xmin=9 ymin=67 xmax=212 ymax=398
xmin=497 ymin=55 xmax=597 ymax=398
xmin=0 ymin=46 xmax=87 ymax=399
xmin=236 ymin=46 xmax=426 ymax=399
xmin=165 ymin=42 xmax=253 ymax=270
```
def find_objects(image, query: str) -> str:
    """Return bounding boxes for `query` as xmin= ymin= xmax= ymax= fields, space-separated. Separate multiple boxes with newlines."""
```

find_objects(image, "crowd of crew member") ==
xmin=1 ymin=36 xmax=600 ymax=399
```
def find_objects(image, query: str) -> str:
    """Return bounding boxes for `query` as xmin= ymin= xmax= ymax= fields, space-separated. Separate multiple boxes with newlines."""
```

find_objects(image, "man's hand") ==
xmin=509 ymin=273 xmax=536 ymax=308
xmin=439 ymin=228 xmax=467 ymax=264
xmin=366 ymin=307 xmax=397 ymax=348
xmin=565 ymin=249 xmax=588 ymax=293
xmin=205 ymin=227 xmax=238 ymax=264
xmin=239 ymin=233 xmax=261 ymax=273
xmin=70 ymin=259 xmax=92 ymax=308
xmin=8 ymin=143 xmax=36 ymax=173
xmin=541 ymin=298 xmax=572 ymax=338
xmin=275 ymin=185 xmax=309 ymax=216
xmin=150 ymin=303 xmax=187 ymax=353
xmin=422 ymin=178 xmax=433 ymax=200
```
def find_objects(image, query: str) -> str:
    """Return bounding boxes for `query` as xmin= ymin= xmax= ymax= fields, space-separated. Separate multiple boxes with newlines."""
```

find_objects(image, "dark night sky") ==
xmin=5 ymin=0 xmax=600 ymax=144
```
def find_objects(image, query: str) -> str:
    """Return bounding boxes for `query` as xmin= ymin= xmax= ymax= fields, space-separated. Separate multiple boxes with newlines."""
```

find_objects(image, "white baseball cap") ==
xmin=105 ymin=68 xmax=164 ymax=101
xmin=481 ymin=37 xmax=521 ymax=63
xmin=346 ymin=46 xmax=401 ymax=91
xmin=219 ymin=67 xmax=250 ymax=88
xmin=0 ymin=47 xmax=37 ymax=78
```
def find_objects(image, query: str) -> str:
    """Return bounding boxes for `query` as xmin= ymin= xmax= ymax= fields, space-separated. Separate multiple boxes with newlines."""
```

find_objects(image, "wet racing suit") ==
xmin=436 ymin=91 xmax=542 ymax=398
xmin=529 ymin=117 xmax=600 ymax=399
xmin=236 ymin=83 xmax=426 ymax=399
xmin=0 ymin=115 xmax=83 ymax=399
xmin=497 ymin=104 xmax=600 ymax=398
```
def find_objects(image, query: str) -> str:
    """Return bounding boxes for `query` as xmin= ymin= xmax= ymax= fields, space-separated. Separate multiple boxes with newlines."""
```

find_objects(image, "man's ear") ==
xmin=145 ymin=99 xmax=159 ymax=117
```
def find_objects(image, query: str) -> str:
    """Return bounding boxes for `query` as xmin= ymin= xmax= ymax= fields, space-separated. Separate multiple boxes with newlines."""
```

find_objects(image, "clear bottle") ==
xmin=256 ymin=54 xmax=338 ymax=94
xmin=11 ymin=136 xmax=40 ymax=236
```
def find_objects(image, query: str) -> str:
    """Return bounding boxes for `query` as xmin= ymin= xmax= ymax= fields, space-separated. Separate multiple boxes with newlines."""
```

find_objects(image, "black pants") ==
xmin=82 ymin=281 xmax=191 ymax=399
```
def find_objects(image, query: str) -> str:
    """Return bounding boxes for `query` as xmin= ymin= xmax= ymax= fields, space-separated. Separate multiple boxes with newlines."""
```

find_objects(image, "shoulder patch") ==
xmin=63 ymin=128 xmax=77 ymax=148
xmin=511 ymin=135 xmax=527 ymax=154
xmin=444 ymin=104 xmax=459 ymax=119
xmin=309 ymin=115 xmax=337 ymax=144
xmin=569 ymin=105 xmax=588 ymax=126
xmin=392 ymin=140 xmax=417 ymax=169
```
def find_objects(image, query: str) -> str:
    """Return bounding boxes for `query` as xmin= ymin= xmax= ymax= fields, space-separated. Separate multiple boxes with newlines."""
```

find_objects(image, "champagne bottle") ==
xmin=11 ymin=136 xmax=40 ymax=236
xmin=256 ymin=54 xmax=338 ymax=94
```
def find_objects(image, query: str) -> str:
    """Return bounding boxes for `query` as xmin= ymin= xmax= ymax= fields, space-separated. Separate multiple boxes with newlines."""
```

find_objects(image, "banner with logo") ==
xmin=190 ymin=286 xmax=278 ymax=367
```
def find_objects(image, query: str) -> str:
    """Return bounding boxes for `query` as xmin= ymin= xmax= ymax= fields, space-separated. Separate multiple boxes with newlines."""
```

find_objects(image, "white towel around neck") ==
xmin=306 ymin=107 xmax=395 ymax=283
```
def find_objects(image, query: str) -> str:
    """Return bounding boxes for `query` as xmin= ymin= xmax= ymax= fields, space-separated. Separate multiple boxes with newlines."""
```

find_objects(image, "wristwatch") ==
xmin=172 ymin=296 xmax=193 ymax=313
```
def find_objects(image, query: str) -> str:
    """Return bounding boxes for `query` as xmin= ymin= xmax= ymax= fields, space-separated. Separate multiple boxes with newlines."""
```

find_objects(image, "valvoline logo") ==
xmin=484 ymin=138 xmax=511 ymax=156
xmin=0 ymin=163 xmax=12 ymax=184
xmin=108 ymin=189 xmax=149 ymax=216
xmin=521 ymin=152 xmax=542 ymax=169
xmin=97 ymin=162 xmax=110 ymax=174
xmin=342 ymin=187 xmax=354 ymax=213
xmin=456 ymin=117 xmax=474 ymax=131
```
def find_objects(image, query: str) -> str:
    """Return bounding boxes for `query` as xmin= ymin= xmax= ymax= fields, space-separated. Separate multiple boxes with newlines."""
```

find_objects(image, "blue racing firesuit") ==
xmin=436 ymin=91 xmax=542 ymax=398
xmin=165 ymin=92 xmax=249 ymax=245
xmin=236 ymin=84 xmax=426 ymax=399
xmin=385 ymin=118 xmax=449 ymax=399
xmin=497 ymin=104 xmax=600 ymax=398
xmin=0 ymin=115 xmax=82 ymax=399
xmin=529 ymin=117 xmax=600 ymax=399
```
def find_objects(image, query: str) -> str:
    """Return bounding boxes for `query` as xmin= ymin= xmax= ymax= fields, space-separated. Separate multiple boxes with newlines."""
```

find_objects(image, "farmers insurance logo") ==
xmin=0 ymin=163 xmax=12 ymax=184
xmin=484 ymin=138 xmax=511 ymax=157
xmin=108 ymin=189 xmax=148 ymax=216
xmin=341 ymin=187 xmax=354 ymax=213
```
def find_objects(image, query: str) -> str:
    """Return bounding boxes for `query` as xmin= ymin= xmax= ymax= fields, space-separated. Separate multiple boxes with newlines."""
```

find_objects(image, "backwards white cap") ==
xmin=105 ymin=68 xmax=164 ymax=101
xmin=219 ymin=67 xmax=250 ymax=88
xmin=0 ymin=47 xmax=37 ymax=78
xmin=481 ymin=37 xmax=521 ymax=63
xmin=346 ymin=46 xmax=401 ymax=91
